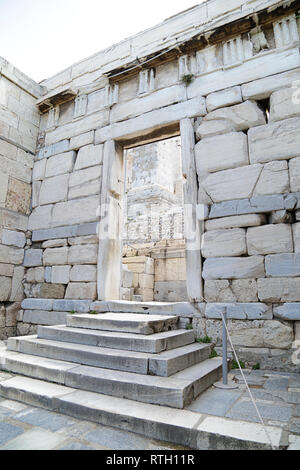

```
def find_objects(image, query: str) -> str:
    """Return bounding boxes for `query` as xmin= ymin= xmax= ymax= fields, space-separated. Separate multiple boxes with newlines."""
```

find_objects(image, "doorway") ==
xmin=121 ymin=136 xmax=188 ymax=303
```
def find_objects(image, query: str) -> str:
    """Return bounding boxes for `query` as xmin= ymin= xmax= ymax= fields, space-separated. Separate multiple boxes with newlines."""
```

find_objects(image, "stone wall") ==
xmin=0 ymin=58 xmax=42 ymax=339
xmin=1 ymin=0 xmax=300 ymax=370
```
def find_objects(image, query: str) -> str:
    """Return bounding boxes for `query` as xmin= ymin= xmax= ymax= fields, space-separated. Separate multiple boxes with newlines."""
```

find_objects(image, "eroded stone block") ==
xmin=203 ymin=256 xmax=265 ymax=280
xmin=201 ymin=228 xmax=246 ymax=258
xmin=247 ymin=224 xmax=293 ymax=255
xmin=65 ymin=282 xmax=97 ymax=300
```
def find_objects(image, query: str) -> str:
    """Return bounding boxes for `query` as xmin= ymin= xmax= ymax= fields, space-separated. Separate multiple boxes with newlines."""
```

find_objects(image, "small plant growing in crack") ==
xmin=196 ymin=336 xmax=212 ymax=344
xmin=89 ymin=311 xmax=99 ymax=315
xmin=69 ymin=310 xmax=76 ymax=315
xmin=232 ymin=360 xmax=245 ymax=370
xmin=209 ymin=349 xmax=218 ymax=359
xmin=185 ymin=323 xmax=193 ymax=330
xmin=252 ymin=363 xmax=260 ymax=370
xmin=181 ymin=74 xmax=195 ymax=85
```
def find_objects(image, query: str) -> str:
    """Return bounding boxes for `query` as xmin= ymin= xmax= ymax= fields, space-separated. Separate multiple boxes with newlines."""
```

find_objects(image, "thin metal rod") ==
xmin=222 ymin=309 xmax=228 ymax=385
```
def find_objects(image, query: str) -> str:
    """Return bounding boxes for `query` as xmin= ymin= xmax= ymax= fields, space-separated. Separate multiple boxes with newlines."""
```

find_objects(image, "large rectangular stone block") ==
xmin=51 ymin=266 xmax=70 ymax=284
xmin=289 ymin=157 xmax=300 ymax=192
xmin=43 ymin=247 xmax=69 ymax=266
xmin=22 ymin=310 xmax=67 ymax=326
xmin=68 ymin=244 xmax=98 ymax=265
xmin=201 ymin=228 xmax=246 ymax=258
xmin=39 ymin=174 xmax=69 ymax=206
xmin=269 ymin=88 xmax=300 ymax=123
xmin=266 ymin=253 xmax=300 ymax=277
xmin=74 ymin=144 xmax=103 ymax=171
xmin=21 ymin=298 xmax=54 ymax=310
xmin=154 ymin=258 xmax=186 ymax=282
xmin=195 ymin=132 xmax=249 ymax=174
xmin=204 ymin=279 xmax=258 ymax=302
xmin=273 ymin=303 xmax=300 ymax=321
xmin=0 ymin=276 xmax=12 ymax=301
xmin=206 ymin=86 xmax=242 ymax=112
xmin=203 ymin=101 xmax=266 ymax=131
xmin=45 ymin=151 xmax=76 ymax=178
xmin=70 ymin=131 xmax=94 ymax=150
xmin=65 ymin=282 xmax=97 ymax=300
xmin=249 ymin=117 xmax=300 ymax=164
xmin=247 ymin=224 xmax=293 ymax=255
xmin=28 ymin=205 xmax=53 ymax=231
xmin=69 ymin=166 xmax=101 ymax=188
xmin=202 ymin=165 xmax=262 ymax=203
xmin=0 ymin=245 xmax=24 ymax=265
xmin=253 ymin=161 xmax=289 ymax=196
xmin=52 ymin=299 xmax=91 ymax=312
xmin=205 ymin=214 xmax=265 ymax=231
xmin=24 ymin=249 xmax=42 ymax=267
xmin=293 ymin=223 xmax=300 ymax=252
xmin=1 ymin=229 xmax=26 ymax=248
xmin=258 ymin=278 xmax=300 ymax=302
xmin=203 ymin=256 xmax=265 ymax=280
xmin=70 ymin=265 xmax=97 ymax=282
xmin=205 ymin=303 xmax=272 ymax=320
xmin=51 ymin=196 xmax=99 ymax=227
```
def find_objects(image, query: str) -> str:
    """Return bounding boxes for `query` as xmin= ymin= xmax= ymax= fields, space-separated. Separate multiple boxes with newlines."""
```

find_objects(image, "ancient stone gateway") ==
xmin=0 ymin=2 xmax=300 ymax=445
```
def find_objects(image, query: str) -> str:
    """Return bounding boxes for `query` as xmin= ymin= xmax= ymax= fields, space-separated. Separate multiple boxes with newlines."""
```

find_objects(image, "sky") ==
xmin=0 ymin=0 xmax=205 ymax=83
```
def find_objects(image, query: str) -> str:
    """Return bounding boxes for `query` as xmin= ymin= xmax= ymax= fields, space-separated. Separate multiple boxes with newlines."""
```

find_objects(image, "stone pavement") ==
xmin=0 ymin=366 xmax=299 ymax=450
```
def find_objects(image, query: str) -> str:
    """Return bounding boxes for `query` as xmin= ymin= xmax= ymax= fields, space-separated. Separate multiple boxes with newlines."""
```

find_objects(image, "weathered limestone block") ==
xmin=6 ymin=178 xmax=31 ymax=215
xmin=269 ymin=210 xmax=293 ymax=225
xmin=205 ymin=303 xmax=272 ymax=320
xmin=43 ymin=247 xmax=69 ymax=266
xmin=1 ymin=229 xmax=26 ymax=248
xmin=253 ymin=161 xmax=289 ymax=196
xmin=293 ymin=223 xmax=300 ymax=252
xmin=241 ymin=68 xmax=300 ymax=101
xmin=23 ymin=249 xmax=42 ymax=267
xmin=0 ymin=245 xmax=24 ymax=265
xmin=270 ymin=88 xmax=300 ymax=122
xmin=21 ymin=298 xmax=54 ymax=310
xmin=26 ymin=267 xmax=45 ymax=283
xmin=203 ymin=100 xmax=266 ymax=131
xmin=45 ymin=151 xmax=76 ymax=178
xmin=51 ymin=265 xmax=70 ymax=284
xmin=203 ymin=256 xmax=265 ymax=280
xmin=274 ymin=303 xmax=300 ymax=321
xmin=70 ymin=265 xmax=97 ymax=282
xmin=68 ymin=235 xmax=98 ymax=246
xmin=0 ymin=276 xmax=12 ymax=301
xmin=247 ymin=224 xmax=293 ymax=255
xmin=266 ymin=253 xmax=300 ymax=277
xmin=258 ymin=278 xmax=300 ymax=302
xmin=195 ymin=119 xmax=237 ymax=139
xmin=70 ymin=131 xmax=94 ymax=150
xmin=51 ymin=196 xmax=99 ymax=227
xmin=154 ymin=258 xmax=186 ymax=282
xmin=195 ymin=132 xmax=249 ymax=174
xmin=0 ymin=263 xmax=14 ymax=277
xmin=74 ymin=144 xmax=103 ymax=171
xmin=139 ymin=273 xmax=154 ymax=289
xmin=230 ymin=320 xmax=293 ymax=349
xmin=42 ymin=239 xmax=67 ymax=249
xmin=31 ymin=182 xmax=41 ymax=208
xmin=136 ymin=287 xmax=154 ymax=302
xmin=33 ymin=283 xmax=65 ymax=299
xmin=28 ymin=205 xmax=53 ymax=231
xmin=68 ymin=244 xmax=98 ymax=265
xmin=201 ymin=228 xmax=246 ymax=258
xmin=249 ymin=117 xmax=300 ymax=164
xmin=10 ymin=266 xmax=24 ymax=301
xmin=65 ymin=282 xmax=97 ymax=300
xmin=68 ymin=179 xmax=101 ymax=200
xmin=289 ymin=157 xmax=300 ymax=192
xmin=69 ymin=166 xmax=102 ymax=189
xmin=39 ymin=174 xmax=69 ymax=205
xmin=154 ymin=281 xmax=188 ymax=302
xmin=32 ymin=159 xmax=46 ymax=181
xmin=201 ymin=165 xmax=262 ymax=202
xmin=204 ymin=279 xmax=258 ymax=302
xmin=120 ymin=287 xmax=134 ymax=301
xmin=206 ymin=86 xmax=242 ymax=112
xmin=22 ymin=310 xmax=67 ymax=326
xmin=52 ymin=299 xmax=91 ymax=312
xmin=205 ymin=214 xmax=265 ymax=231
xmin=121 ymin=266 xmax=134 ymax=288
xmin=5 ymin=303 xmax=21 ymax=327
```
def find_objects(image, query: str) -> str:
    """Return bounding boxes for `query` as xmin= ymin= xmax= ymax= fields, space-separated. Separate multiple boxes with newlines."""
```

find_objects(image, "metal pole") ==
xmin=222 ymin=309 xmax=228 ymax=386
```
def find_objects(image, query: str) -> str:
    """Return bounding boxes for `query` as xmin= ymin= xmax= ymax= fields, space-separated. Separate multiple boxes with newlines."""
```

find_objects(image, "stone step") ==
xmin=0 ymin=349 xmax=222 ymax=408
xmin=66 ymin=312 xmax=179 ymax=335
xmin=7 ymin=336 xmax=210 ymax=377
xmin=37 ymin=325 xmax=195 ymax=353
xmin=0 ymin=373 xmax=286 ymax=449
